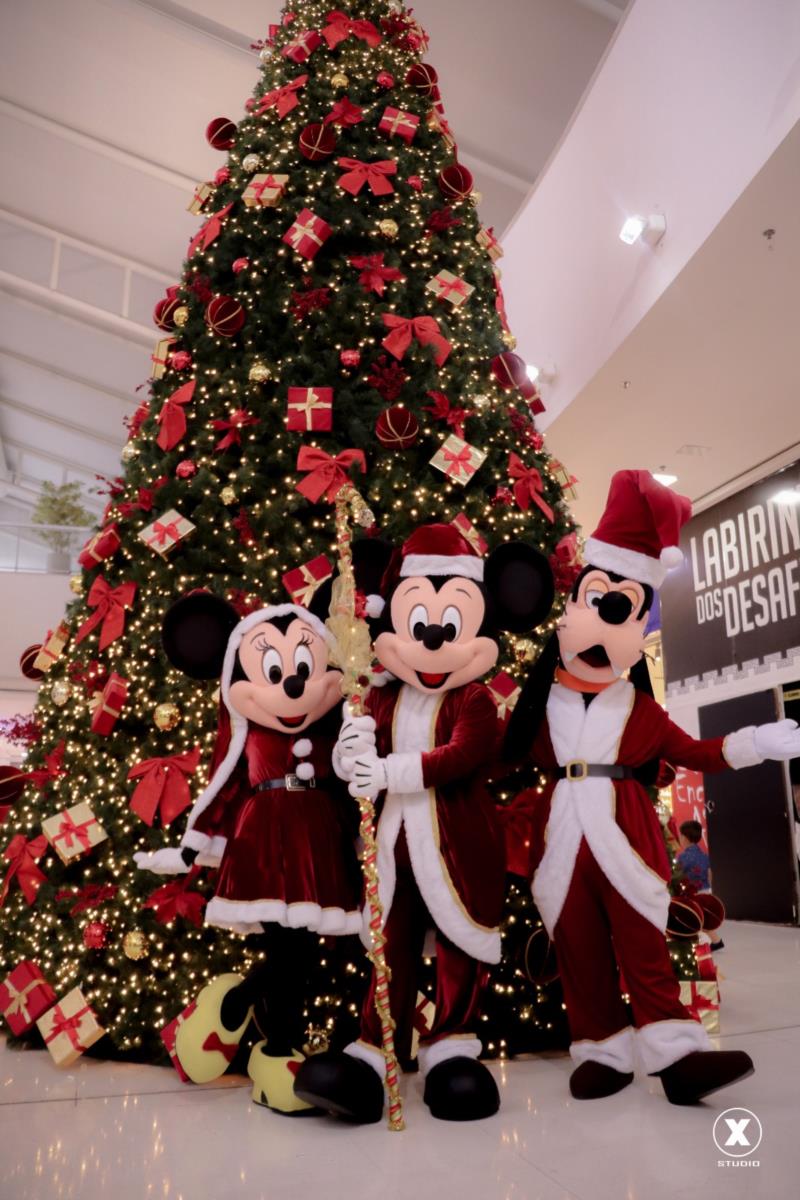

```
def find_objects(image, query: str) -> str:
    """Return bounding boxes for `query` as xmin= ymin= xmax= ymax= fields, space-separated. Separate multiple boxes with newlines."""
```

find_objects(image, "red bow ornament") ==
xmin=55 ymin=882 xmax=119 ymax=916
xmin=187 ymin=204 xmax=233 ymax=258
xmin=74 ymin=576 xmax=137 ymax=651
xmin=143 ymin=867 xmax=206 ymax=928
xmin=256 ymin=74 xmax=308 ymax=118
xmin=212 ymin=408 xmax=260 ymax=452
xmin=324 ymin=96 xmax=364 ymax=127
xmin=508 ymin=453 xmax=555 ymax=522
xmin=128 ymin=748 xmax=202 ymax=827
xmin=337 ymin=157 xmax=397 ymax=196
xmin=296 ymin=446 xmax=366 ymax=503
xmin=381 ymin=314 xmax=451 ymax=366
xmin=156 ymin=381 xmax=195 ymax=451
xmin=0 ymin=834 xmax=48 ymax=908
xmin=322 ymin=10 xmax=381 ymax=48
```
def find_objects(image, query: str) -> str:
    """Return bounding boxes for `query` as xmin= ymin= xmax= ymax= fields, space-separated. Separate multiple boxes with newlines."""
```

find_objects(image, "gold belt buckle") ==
xmin=565 ymin=759 xmax=589 ymax=781
xmin=285 ymin=773 xmax=306 ymax=791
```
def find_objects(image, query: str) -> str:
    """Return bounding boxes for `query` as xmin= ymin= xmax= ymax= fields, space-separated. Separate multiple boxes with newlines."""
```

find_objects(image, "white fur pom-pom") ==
xmin=292 ymin=738 xmax=312 ymax=758
xmin=364 ymin=594 xmax=385 ymax=618
xmin=295 ymin=761 xmax=315 ymax=781
xmin=660 ymin=545 xmax=684 ymax=570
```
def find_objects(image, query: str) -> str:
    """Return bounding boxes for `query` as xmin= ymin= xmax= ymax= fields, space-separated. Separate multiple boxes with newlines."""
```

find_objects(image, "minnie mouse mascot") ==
xmin=293 ymin=523 xmax=555 ymax=1123
xmin=504 ymin=470 xmax=800 ymax=1105
xmin=135 ymin=592 xmax=361 ymax=1114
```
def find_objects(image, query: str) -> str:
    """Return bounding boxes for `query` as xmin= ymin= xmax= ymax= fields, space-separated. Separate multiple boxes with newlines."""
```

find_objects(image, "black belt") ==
xmin=554 ymin=761 xmax=635 ymax=782
xmin=256 ymin=774 xmax=316 ymax=793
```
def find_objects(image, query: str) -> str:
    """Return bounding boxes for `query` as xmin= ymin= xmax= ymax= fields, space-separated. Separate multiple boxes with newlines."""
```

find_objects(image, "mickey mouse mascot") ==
xmin=505 ymin=470 xmax=800 ymax=1105
xmin=293 ymin=523 xmax=555 ymax=1123
xmin=135 ymin=593 xmax=361 ymax=1114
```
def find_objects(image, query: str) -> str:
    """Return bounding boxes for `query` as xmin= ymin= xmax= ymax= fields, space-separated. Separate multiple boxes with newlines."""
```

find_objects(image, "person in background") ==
xmin=677 ymin=820 xmax=724 ymax=951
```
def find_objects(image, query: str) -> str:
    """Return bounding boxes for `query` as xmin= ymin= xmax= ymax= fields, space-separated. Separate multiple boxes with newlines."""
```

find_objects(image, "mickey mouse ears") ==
xmin=162 ymin=591 xmax=239 ymax=680
xmin=485 ymin=542 xmax=555 ymax=634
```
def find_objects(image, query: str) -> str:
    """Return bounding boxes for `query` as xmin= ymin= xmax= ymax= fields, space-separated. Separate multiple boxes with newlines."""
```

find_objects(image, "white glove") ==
xmin=333 ymin=703 xmax=377 ymax=780
xmin=346 ymin=754 xmax=389 ymax=799
xmin=753 ymin=719 xmax=800 ymax=762
xmin=133 ymin=847 xmax=190 ymax=875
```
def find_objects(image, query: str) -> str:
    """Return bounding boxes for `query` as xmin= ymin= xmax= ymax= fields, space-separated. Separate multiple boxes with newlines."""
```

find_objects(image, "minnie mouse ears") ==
xmin=162 ymin=591 xmax=239 ymax=680
xmin=484 ymin=542 xmax=555 ymax=634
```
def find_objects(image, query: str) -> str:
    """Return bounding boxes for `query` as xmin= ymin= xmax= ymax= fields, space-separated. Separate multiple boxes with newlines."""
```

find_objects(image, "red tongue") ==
xmin=279 ymin=714 xmax=305 ymax=727
xmin=419 ymin=672 xmax=446 ymax=686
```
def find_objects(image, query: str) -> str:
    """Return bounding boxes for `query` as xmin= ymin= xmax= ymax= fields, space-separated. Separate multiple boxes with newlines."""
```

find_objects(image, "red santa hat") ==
xmin=399 ymin=522 xmax=484 ymax=582
xmin=584 ymin=470 xmax=692 ymax=589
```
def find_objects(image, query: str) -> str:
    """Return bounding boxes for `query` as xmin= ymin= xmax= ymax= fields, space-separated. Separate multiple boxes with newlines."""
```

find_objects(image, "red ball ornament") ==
xmin=437 ymin=162 xmax=474 ymax=202
xmin=0 ymin=766 xmax=28 ymax=805
xmin=83 ymin=920 xmax=109 ymax=950
xmin=170 ymin=350 xmax=192 ymax=371
xmin=153 ymin=292 xmax=181 ymax=331
xmin=176 ymin=459 xmax=198 ymax=480
xmin=298 ymin=122 xmax=337 ymax=162
xmin=19 ymin=644 xmax=44 ymax=681
xmin=232 ymin=257 xmax=250 ymax=274
xmin=695 ymin=891 xmax=726 ymax=931
xmin=214 ymin=166 xmax=230 ymax=186
xmin=376 ymin=70 xmax=395 ymax=89
xmin=405 ymin=62 xmax=438 ymax=96
xmin=490 ymin=351 xmax=528 ymax=391
xmin=205 ymin=117 xmax=237 ymax=150
xmin=340 ymin=349 xmax=361 ymax=368
xmin=375 ymin=405 xmax=419 ymax=450
xmin=205 ymin=295 xmax=246 ymax=337
xmin=666 ymin=896 xmax=704 ymax=938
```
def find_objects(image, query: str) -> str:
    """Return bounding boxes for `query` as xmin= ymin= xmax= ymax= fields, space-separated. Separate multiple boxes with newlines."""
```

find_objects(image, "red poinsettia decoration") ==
xmin=366 ymin=354 xmax=408 ymax=403
xmin=143 ymin=867 xmax=207 ymax=927
xmin=125 ymin=401 xmax=150 ymax=441
xmin=55 ymin=882 xmax=119 ymax=916
xmin=425 ymin=391 xmax=469 ymax=439
xmin=232 ymin=507 xmax=257 ymax=546
xmin=116 ymin=476 xmax=168 ymax=519
xmin=212 ymin=409 xmax=260 ymax=452
xmin=426 ymin=206 xmax=462 ymax=235
xmin=324 ymin=96 xmax=364 ymax=127
xmin=289 ymin=284 xmax=332 ymax=321
xmin=349 ymin=253 xmax=405 ymax=297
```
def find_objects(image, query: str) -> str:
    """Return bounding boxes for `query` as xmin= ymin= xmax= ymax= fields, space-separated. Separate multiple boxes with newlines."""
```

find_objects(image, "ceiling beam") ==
xmin=573 ymin=0 xmax=626 ymax=22
xmin=0 ymin=348 xmax=137 ymax=410
xmin=117 ymin=0 xmax=255 ymax=56
xmin=0 ymin=394 xmax=128 ymax=451
xmin=0 ymin=271 xmax=155 ymax=346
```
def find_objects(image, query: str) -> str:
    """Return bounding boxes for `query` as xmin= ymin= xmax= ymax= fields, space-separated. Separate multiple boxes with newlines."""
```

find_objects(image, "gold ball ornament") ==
xmin=248 ymin=361 xmax=271 ymax=383
xmin=220 ymin=485 xmax=237 ymax=505
xmin=69 ymin=573 xmax=83 ymax=595
xmin=123 ymin=930 xmax=149 ymax=960
xmin=173 ymin=305 xmax=190 ymax=327
xmin=330 ymin=72 xmax=349 ymax=89
xmin=153 ymin=701 xmax=181 ymax=731
xmin=259 ymin=47 xmax=272 ymax=64
xmin=513 ymin=638 xmax=537 ymax=665
xmin=51 ymin=680 xmax=72 ymax=707
xmin=471 ymin=393 xmax=491 ymax=410
xmin=378 ymin=218 xmax=399 ymax=240
xmin=471 ymin=190 xmax=483 ymax=206
xmin=303 ymin=1025 xmax=330 ymax=1056
xmin=501 ymin=331 xmax=517 ymax=349
xmin=120 ymin=443 xmax=139 ymax=464
xmin=242 ymin=152 xmax=262 ymax=173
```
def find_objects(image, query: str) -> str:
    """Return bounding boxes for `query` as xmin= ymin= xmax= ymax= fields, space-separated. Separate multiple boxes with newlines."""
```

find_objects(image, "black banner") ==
xmin=661 ymin=462 xmax=800 ymax=685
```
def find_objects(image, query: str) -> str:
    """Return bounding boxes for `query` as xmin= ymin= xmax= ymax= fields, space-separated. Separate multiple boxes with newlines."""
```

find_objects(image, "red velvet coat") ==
xmin=365 ymin=681 xmax=506 ymax=964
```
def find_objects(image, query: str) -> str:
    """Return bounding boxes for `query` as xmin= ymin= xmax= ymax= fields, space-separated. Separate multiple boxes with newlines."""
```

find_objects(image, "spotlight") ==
xmin=619 ymin=213 xmax=667 ymax=246
xmin=773 ymin=487 xmax=800 ymax=505
xmin=653 ymin=472 xmax=678 ymax=487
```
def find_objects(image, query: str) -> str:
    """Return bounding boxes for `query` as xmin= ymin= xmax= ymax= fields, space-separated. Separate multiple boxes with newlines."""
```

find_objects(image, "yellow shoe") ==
xmin=174 ymin=973 xmax=251 ymax=1084
xmin=247 ymin=1041 xmax=315 ymax=1114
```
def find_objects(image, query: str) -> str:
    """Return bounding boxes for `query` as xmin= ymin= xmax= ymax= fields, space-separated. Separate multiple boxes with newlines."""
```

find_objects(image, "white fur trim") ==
xmin=417 ymin=1037 xmax=482 ymax=1076
xmin=660 ymin=545 xmax=684 ymax=569
xmin=295 ymin=762 xmax=315 ymax=781
xmin=344 ymin=1039 xmax=386 ymax=1080
xmin=584 ymin=536 xmax=666 ymax=589
xmin=185 ymin=604 xmax=334 ymax=834
xmin=722 ymin=726 xmax=762 ymax=770
xmin=570 ymin=1026 xmax=635 ymax=1073
xmin=181 ymin=829 xmax=227 ymax=868
xmin=385 ymin=752 xmax=425 ymax=794
xmin=533 ymin=681 xmax=670 ymax=935
xmin=292 ymin=738 xmax=312 ymax=758
xmin=362 ymin=685 xmax=501 ymax=964
xmin=401 ymin=553 xmax=484 ymax=581
xmin=204 ymin=896 xmax=362 ymax=937
xmin=365 ymin=594 xmax=385 ymax=618
xmin=636 ymin=1018 xmax=712 ymax=1074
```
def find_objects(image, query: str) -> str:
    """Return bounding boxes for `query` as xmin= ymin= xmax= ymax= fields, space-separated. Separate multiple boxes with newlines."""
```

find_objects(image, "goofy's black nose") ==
xmin=283 ymin=674 xmax=306 ymax=700
xmin=421 ymin=624 xmax=446 ymax=651
xmin=597 ymin=591 xmax=634 ymax=626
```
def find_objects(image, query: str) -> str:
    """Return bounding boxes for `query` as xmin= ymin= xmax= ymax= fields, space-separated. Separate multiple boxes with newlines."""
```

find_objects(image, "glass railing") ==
xmin=0 ymin=524 xmax=94 ymax=574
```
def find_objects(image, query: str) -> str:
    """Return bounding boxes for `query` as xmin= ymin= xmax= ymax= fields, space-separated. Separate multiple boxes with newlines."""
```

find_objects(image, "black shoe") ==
xmin=423 ymin=1057 xmax=499 ymax=1121
xmin=656 ymin=1050 xmax=754 ymax=1105
xmin=292 ymin=1051 xmax=384 ymax=1124
xmin=710 ymin=940 xmax=725 ymax=952
xmin=569 ymin=1060 xmax=634 ymax=1100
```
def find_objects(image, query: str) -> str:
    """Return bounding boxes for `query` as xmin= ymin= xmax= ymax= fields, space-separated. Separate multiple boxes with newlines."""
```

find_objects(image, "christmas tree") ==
xmin=0 ymin=0 xmax=578 ymax=1063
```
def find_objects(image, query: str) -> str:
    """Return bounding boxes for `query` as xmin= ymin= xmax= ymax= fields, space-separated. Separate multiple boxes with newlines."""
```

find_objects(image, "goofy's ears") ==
xmin=162 ymin=591 xmax=239 ymax=680
xmin=484 ymin=542 xmax=555 ymax=633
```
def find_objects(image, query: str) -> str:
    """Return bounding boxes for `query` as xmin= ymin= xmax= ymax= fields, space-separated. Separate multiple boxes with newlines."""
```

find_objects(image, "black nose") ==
xmin=283 ymin=674 xmax=306 ymax=700
xmin=597 ymin=591 xmax=633 ymax=626
xmin=421 ymin=624 xmax=446 ymax=651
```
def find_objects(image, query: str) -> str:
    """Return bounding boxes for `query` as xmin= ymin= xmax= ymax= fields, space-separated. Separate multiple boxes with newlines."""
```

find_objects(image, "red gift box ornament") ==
xmin=281 ymin=28 xmax=322 ymax=63
xmin=476 ymin=225 xmax=503 ymax=261
xmin=89 ymin=672 xmax=129 ymax=736
xmin=243 ymin=173 xmax=289 ymax=208
xmin=78 ymin=524 xmax=121 ymax=570
xmin=282 ymin=555 xmax=334 ymax=605
xmin=0 ymin=961 xmax=56 ymax=1035
xmin=508 ymin=453 xmax=555 ymax=522
xmin=286 ymin=387 xmax=334 ymax=432
xmin=379 ymin=106 xmax=419 ymax=144
xmin=450 ymin=513 xmax=488 ymax=556
xmin=381 ymin=314 xmax=451 ymax=366
xmin=42 ymin=801 xmax=108 ymax=863
xmin=426 ymin=269 xmax=474 ymax=308
xmin=429 ymin=435 xmax=486 ymax=484
xmin=487 ymin=671 xmax=522 ymax=719
xmin=160 ymin=999 xmax=197 ymax=1082
xmin=337 ymin=158 xmax=397 ymax=197
xmin=322 ymin=10 xmax=381 ymax=48
xmin=36 ymin=987 xmax=105 ymax=1067
xmin=74 ymin=576 xmax=136 ymax=652
xmin=0 ymin=834 xmax=48 ymax=908
xmin=295 ymin=446 xmax=366 ymax=503
xmin=156 ymin=381 xmax=195 ymax=451
xmin=151 ymin=337 xmax=177 ymax=380
xmin=128 ymin=747 xmax=202 ymax=827
xmin=256 ymin=74 xmax=308 ymax=119
xmin=282 ymin=209 xmax=333 ymax=261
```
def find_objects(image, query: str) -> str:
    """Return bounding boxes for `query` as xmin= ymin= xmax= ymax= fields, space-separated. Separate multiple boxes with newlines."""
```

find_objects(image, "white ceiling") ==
xmin=0 ymin=0 xmax=623 ymax=526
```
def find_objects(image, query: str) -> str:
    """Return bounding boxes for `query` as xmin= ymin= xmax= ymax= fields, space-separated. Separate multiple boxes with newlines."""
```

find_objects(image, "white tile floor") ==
xmin=1 ymin=920 xmax=798 ymax=1200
